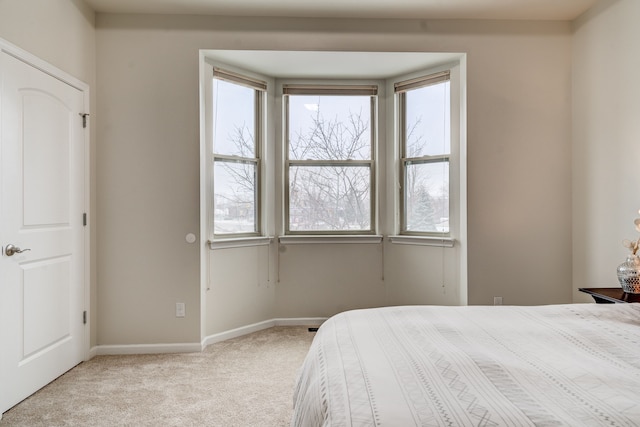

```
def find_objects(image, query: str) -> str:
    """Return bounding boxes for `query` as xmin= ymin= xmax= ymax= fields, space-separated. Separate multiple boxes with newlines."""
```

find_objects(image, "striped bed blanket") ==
xmin=292 ymin=304 xmax=640 ymax=426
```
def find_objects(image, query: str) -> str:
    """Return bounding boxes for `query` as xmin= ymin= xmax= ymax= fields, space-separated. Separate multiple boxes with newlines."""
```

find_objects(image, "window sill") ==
xmin=278 ymin=235 xmax=383 ymax=245
xmin=388 ymin=235 xmax=455 ymax=247
xmin=208 ymin=237 xmax=273 ymax=250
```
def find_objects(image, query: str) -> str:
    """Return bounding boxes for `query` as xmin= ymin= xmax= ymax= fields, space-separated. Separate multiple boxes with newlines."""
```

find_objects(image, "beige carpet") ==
xmin=1 ymin=326 xmax=315 ymax=426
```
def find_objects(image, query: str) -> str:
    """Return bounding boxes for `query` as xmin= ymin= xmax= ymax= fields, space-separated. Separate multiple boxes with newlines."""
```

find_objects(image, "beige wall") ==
xmin=0 ymin=3 xmax=577 ymax=347
xmin=0 ymin=0 xmax=94 ymax=82
xmin=0 ymin=0 xmax=634 ymax=350
xmin=572 ymin=0 xmax=640 ymax=302
xmin=274 ymin=242 xmax=463 ymax=320
xmin=95 ymin=19 xmax=202 ymax=344
xmin=96 ymin=14 xmax=573 ymax=344
xmin=0 ymin=0 xmax=98 ymax=346
xmin=208 ymin=245 xmax=276 ymax=334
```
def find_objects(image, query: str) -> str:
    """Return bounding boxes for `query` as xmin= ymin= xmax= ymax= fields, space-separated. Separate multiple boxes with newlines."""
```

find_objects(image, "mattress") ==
xmin=292 ymin=304 xmax=640 ymax=426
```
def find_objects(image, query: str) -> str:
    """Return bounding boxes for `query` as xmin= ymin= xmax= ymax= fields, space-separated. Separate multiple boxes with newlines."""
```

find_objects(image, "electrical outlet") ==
xmin=493 ymin=296 xmax=503 ymax=306
xmin=176 ymin=302 xmax=186 ymax=318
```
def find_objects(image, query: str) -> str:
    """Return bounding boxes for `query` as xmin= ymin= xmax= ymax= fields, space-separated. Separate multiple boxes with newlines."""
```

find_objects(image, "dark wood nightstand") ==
xmin=579 ymin=287 xmax=640 ymax=304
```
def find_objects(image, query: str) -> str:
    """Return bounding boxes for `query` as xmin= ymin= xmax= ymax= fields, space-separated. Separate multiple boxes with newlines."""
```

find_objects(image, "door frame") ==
xmin=0 ymin=38 xmax=91 ymax=362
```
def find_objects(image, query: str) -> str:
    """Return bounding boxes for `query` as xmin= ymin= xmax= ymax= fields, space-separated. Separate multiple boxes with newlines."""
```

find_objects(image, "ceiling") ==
xmin=84 ymin=0 xmax=600 ymax=21
xmin=204 ymin=51 xmax=463 ymax=80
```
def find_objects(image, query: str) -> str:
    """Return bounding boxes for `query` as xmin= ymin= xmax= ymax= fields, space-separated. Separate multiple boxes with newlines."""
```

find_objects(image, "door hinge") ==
xmin=83 ymin=212 xmax=87 ymax=226
xmin=79 ymin=113 xmax=89 ymax=129
xmin=83 ymin=310 xmax=87 ymax=325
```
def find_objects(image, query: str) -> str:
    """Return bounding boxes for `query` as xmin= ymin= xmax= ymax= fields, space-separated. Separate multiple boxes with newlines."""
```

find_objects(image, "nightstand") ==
xmin=578 ymin=287 xmax=640 ymax=304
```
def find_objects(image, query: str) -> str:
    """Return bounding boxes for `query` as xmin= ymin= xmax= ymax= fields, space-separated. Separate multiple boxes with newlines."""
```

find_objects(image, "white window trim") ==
xmin=388 ymin=235 xmax=455 ymax=247
xmin=387 ymin=62 xmax=462 ymax=242
xmin=397 ymin=71 xmax=451 ymax=237
xmin=208 ymin=236 xmax=273 ymax=250
xmin=205 ymin=59 xmax=275 ymax=246
xmin=279 ymin=235 xmax=383 ymax=245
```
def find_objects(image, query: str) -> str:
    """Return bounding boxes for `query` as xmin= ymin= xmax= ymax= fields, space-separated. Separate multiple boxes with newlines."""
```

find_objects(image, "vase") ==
xmin=617 ymin=254 xmax=640 ymax=294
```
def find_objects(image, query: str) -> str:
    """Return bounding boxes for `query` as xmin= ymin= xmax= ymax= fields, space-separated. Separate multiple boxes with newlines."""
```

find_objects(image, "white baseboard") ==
xmin=91 ymin=317 xmax=327 ymax=356
xmin=95 ymin=342 xmax=203 ymax=356
xmin=201 ymin=319 xmax=276 ymax=348
xmin=202 ymin=317 xmax=326 ymax=348
xmin=87 ymin=346 xmax=98 ymax=360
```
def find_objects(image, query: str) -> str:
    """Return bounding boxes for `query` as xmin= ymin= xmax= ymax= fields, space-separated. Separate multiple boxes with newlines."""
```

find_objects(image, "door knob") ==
xmin=5 ymin=244 xmax=31 ymax=256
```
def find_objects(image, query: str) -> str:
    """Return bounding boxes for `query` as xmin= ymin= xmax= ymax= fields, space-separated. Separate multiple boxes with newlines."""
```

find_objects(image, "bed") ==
xmin=292 ymin=304 xmax=640 ymax=426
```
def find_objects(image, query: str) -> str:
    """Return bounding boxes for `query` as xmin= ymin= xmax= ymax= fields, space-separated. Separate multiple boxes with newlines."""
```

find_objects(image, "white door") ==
xmin=0 ymin=50 xmax=86 ymax=414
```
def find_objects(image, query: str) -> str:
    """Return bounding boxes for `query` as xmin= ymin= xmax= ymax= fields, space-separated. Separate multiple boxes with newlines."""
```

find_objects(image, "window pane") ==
xmin=289 ymin=165 xmax=370 ymax=232
xmin=405 ymin=81 xmax=450 ymax=157
xmin=213 ymin=79 xmax=255 ymax=157
xmin=404 ymin=162 xmax=449 ymax=233
xmin=288 ymin=95 xmax=371 ymax=161
xmin=214 ymin=160 xmax=257 ymax=234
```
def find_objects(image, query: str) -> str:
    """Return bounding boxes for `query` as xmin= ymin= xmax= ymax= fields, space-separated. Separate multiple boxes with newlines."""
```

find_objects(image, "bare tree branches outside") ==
xmin=287 ymin=94 xmax=372 ymax=232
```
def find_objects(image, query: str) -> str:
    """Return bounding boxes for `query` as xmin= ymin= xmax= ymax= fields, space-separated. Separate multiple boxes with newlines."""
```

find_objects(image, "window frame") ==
xmin=211 ymin=67 xmax=266 ymax=239
xmin=396 ymin=71 xmax=452 ymax=237
xmin=282 ymin=84 xmax=378 ymax=236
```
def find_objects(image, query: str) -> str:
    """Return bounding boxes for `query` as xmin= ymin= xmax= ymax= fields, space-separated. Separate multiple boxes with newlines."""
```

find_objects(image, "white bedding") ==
xmin=292 ymin=304 xmax=640 ymax=426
